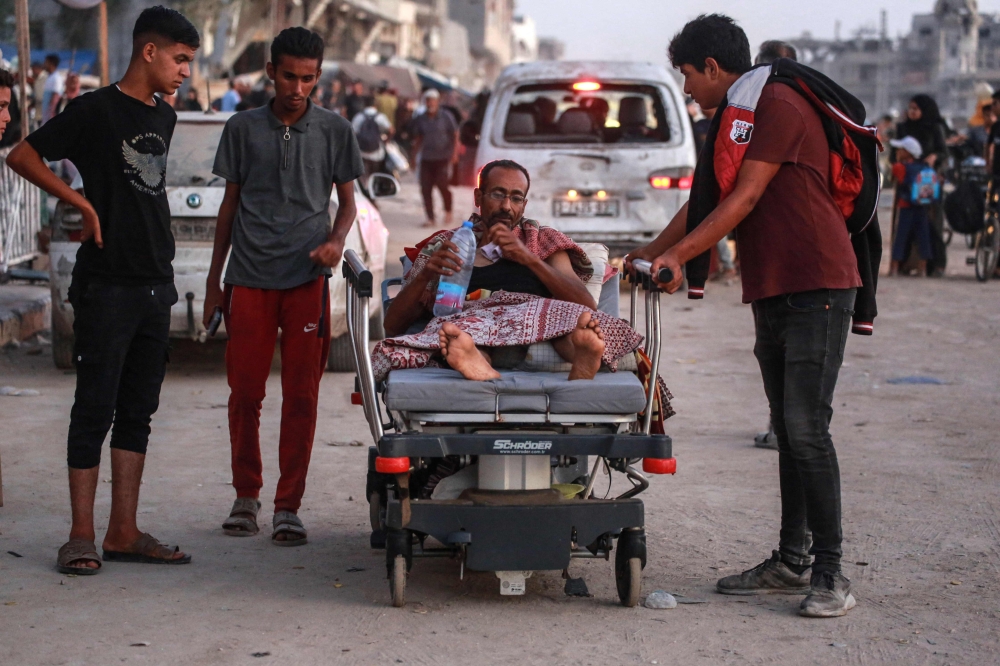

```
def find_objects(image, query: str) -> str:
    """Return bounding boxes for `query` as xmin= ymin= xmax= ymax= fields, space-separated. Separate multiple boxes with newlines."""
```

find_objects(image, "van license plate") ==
xmin=553 ymin=199 xmax=620 ymax=217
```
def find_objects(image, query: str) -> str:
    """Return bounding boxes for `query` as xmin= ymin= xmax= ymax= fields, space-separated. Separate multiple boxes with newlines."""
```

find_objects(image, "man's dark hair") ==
xmin=271 ymin=27 xmax=324 ymax=67
xmin=0 ymin=69 xmax=13 ymax=89
xmin=363 ymin=95 xmax=375 ymax=107
xmin=755 ymin=40 xmax=797 ymax=65
xmin=479 ymin=159 xmax=531 ymax=194
xmin=991 ymin=90 xmax=1000 ymax=102
xmin=132 ymin=6 xmax=200 ymax=52
xmin=44 ymin=53 xmax=60 ymax=67
xmin=668 ymin=14 xmax=751 ymax=75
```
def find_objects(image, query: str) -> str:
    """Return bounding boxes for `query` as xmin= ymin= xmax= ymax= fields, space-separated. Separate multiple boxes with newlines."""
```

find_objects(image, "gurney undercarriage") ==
xmin=343 ymin=249 xmax=675 ymax=607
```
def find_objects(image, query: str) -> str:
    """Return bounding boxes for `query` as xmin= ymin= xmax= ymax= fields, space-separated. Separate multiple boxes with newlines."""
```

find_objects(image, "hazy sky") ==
xmin=518 ymin=0 xmax=1000 ymax=64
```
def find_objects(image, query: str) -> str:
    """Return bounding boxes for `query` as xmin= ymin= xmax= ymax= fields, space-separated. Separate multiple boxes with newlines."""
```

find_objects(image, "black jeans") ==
xmin=752 ymin=288 xmax=856 ymax=575
xmin=419 ymin=159 xmax=452 ymax=220
xmin=67 ymin=281 xmax=176 ymax=469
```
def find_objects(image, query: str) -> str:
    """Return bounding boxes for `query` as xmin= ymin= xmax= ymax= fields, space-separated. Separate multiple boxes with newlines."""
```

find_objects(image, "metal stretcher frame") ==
xmin=343 ymin=249 xmax=674 ymax=608
xmin=342 ymin=249 xmax=667 ymax=443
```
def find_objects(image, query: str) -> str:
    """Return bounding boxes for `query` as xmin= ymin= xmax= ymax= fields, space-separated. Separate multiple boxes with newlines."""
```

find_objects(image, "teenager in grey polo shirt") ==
xmin=204 ymin=28 xmax=364 ymax=547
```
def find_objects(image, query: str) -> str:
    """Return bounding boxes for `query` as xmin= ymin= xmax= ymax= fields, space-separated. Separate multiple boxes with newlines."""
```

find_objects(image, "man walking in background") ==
xmin=40 ymin=53 xmax=64 ymax=124
xmin=204 ymin=27 xmax=364 ymax=547
xmin=412 ymin=88 xmax=459 ymax=228
xmin=7 ymin=5 xmax=200 ymax=574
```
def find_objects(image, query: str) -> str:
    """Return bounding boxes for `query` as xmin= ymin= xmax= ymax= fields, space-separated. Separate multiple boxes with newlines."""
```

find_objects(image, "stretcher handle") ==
xmin=343 ymin=249 xmax=373 ymax=297
xmin=631 ymin=259 xmax=673 ymax=285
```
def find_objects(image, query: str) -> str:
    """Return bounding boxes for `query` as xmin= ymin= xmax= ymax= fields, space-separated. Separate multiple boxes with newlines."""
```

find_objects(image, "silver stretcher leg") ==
xmin=344 ymin=250 xmax=383 ymax=445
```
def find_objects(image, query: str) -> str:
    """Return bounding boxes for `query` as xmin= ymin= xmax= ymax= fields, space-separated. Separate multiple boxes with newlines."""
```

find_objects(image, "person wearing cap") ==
xmin=889 ymin=135 xmax=934 ymax=277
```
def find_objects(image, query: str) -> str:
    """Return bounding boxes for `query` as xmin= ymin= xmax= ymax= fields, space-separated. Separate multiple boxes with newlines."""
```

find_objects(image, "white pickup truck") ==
xmin=48 ymin=110 xmax=394 ymax=371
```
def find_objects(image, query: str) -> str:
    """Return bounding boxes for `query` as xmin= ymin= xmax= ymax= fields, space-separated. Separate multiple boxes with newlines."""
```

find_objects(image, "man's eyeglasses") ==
xmin=487 ymin=190 xmax=527 ymax=206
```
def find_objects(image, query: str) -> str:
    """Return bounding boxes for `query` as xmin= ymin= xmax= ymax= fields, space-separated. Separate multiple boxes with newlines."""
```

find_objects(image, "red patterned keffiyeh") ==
xmin=403 ymin=214 xmax=593 ymax=299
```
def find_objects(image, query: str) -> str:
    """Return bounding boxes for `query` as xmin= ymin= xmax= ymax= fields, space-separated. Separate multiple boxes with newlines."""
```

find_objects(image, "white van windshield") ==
xmin=503 ymin=82 xmax=671 ymax=144
xmin=167 ymin=121 xmax=226 ymax=187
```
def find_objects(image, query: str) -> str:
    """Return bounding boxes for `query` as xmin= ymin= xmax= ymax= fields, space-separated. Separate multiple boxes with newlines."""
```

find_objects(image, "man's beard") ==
xmin=487 ymin=211 xmax=519 ymax=228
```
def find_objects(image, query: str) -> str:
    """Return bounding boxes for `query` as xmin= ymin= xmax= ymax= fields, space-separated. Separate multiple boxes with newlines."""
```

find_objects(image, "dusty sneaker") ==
xmin=716 ymin=551 xmax=811 ymax=595
xmin=799 ymin=571 xmax=856 ymax=617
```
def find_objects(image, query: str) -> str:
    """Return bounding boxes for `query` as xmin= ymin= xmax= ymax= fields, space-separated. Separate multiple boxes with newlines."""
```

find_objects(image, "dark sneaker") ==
xmin=716 ymin=551 xmax=811 ymax=595
xmin=799 ymin=571 xmax=857 ymax=617
xmin=754 ymin=428 xmax=778 ymax=450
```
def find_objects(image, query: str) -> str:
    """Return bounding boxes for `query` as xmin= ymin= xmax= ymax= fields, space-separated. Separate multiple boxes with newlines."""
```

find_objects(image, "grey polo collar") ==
xmin=266 ymin=99 xmax=315 ymax=132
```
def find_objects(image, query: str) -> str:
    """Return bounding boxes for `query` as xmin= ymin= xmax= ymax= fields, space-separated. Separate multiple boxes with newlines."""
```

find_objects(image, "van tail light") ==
xmin=649 ymin=168 xmax=694 ymax=190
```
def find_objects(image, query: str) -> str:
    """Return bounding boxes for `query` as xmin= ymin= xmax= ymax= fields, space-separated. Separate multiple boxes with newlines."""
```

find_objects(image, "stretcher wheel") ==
xmin=615 ymin=527 xmax=646 ymax=607
xmin=390 ymin=555 xmax=407 ymax=608
xmin=369 ymin=492 xmax=387 ymax=549
xmin=616 ymin=557 xmax=641 ymax=607
xmin=369 ymin=491 xmax=383 ymax=532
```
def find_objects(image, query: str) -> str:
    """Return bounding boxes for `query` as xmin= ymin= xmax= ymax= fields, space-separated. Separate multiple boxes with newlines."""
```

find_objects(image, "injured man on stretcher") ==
xmin=375 ymin=159 xmax=643 ymax=382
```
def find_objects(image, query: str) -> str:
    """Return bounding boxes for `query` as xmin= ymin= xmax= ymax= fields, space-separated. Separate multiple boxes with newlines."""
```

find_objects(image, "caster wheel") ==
xmin=369 ymin=491 xmax=386 ymax=549
xmin=615 ymin=527 xmax=646 ymax=607
xmin=390 ymin=554 xmax=406 ymax=607
xmin=616 ymin=556 xmax=641 ymax=607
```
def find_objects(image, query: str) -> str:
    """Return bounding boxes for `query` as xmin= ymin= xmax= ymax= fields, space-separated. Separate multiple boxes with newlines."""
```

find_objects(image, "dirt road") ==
xmin=1 ymin=185 xmax=998 ymax=664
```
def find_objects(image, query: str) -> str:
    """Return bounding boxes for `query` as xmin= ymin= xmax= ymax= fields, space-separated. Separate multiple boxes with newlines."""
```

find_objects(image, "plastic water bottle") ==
xmin=433 ymin=221 xmax=477 ymax=317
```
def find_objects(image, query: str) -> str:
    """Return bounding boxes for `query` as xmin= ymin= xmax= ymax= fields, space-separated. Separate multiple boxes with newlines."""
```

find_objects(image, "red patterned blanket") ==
xmin=372 ymin=291 xmax=642 ymax=382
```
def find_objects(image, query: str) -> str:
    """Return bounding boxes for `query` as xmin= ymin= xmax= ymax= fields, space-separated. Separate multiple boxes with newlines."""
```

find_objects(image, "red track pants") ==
xmin=224 ymin=276 xmax=331 ymax=513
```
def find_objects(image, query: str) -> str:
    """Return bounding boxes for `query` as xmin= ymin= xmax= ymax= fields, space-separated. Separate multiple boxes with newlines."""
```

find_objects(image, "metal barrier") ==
xmin=0 ymin=146 xmax=42 ymax=273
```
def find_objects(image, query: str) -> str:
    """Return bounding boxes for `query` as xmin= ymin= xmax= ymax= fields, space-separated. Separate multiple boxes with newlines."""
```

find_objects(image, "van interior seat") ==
xmin=618 ymin=97 xmax=649 ymax=140
xmin=558 ymin=108 xmax=595 ymax=135
xmin=505 ymin=111 xmax=537 ymax=137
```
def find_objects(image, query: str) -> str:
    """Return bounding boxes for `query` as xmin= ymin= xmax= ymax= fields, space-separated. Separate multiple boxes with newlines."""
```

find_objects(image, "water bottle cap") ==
xmin=462 ymin=221 xmax=474 ymax=229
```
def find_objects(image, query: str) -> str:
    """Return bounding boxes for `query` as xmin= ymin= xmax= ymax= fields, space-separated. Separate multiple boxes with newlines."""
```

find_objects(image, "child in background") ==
xmin=889 ymin=135 xmax=937 ymax=276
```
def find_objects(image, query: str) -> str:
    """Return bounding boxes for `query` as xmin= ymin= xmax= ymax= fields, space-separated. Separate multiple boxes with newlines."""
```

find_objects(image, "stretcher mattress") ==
xmin=385 ymin=368 xmax=647 ymax=414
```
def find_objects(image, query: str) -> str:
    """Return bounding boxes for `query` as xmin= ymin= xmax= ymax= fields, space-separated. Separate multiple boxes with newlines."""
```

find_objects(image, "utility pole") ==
xmin=99 ymin=1 xmax=109 ymax=86
xmin=14 ymin=0 xmax=30 ymax=138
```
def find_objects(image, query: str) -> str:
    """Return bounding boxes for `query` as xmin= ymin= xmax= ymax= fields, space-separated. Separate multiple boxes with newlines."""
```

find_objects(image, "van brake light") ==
xmin=649 ymin=168 xmax=694 ymax=190
xmin=572 ymin=81 xmax=601 ymax=92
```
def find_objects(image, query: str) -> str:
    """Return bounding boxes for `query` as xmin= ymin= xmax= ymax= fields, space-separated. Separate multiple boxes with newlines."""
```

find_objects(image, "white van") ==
xmin=473 ymin=61 xmax=696 ymax=253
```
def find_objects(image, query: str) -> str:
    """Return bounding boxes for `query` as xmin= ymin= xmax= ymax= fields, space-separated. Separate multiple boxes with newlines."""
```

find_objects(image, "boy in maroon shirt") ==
xmin=629 ymin=14 xmax=859 ymax=618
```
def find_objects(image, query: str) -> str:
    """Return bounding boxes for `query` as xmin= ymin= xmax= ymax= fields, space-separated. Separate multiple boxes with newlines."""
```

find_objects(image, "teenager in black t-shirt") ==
xmin=7 ymin=6 xmax=200 ymax=575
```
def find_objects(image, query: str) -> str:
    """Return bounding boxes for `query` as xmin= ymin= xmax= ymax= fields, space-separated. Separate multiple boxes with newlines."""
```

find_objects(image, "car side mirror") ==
xmin=367 ymin=172 xmax=400 ymax=199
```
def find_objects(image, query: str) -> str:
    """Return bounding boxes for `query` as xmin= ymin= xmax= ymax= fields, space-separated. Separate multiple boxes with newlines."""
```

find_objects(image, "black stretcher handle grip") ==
xmin=342 ymin=249 xmax=373 ymax=297
xmin=631 ymin=259 xmax=673 ymax=284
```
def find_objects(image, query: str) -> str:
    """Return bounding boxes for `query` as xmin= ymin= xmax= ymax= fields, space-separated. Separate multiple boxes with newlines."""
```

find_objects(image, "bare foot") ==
xmin=444 ymin=211 xmax=454 ymax=227
xmin=568 ymin=312 xmax=605 ymax=381
xmin=439 ymin=322 xmax=500 ymax=380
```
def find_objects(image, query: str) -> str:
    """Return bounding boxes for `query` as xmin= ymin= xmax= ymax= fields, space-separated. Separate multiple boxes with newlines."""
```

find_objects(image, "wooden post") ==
xmin=14 ymin=0 xmax=30 ymax=140
xmin=98 ymin=1 xmax=109 ymax=87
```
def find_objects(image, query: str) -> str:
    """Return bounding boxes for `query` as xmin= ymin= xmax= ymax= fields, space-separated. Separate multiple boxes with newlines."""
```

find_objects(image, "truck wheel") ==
xmin=326 ymin=333 xmax=355 ymax=372
xmin=51 ymin=307 xmax=74 ymax=370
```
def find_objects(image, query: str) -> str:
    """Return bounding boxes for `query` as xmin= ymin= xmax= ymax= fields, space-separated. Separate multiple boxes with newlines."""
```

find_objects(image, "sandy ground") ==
xmin=1 ymin=181 xmax=999 ymax=665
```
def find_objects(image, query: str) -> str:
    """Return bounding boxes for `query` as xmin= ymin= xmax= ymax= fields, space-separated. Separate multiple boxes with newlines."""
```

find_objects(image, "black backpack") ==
xmin=770 ymin=59 xmax=881 ymax=235
xmin=357 ymin=115 xmax=382 ymax=153
xmin=944 ymin=180 xmax=986 ymax=234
